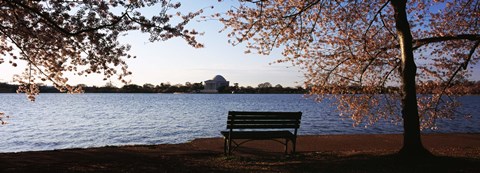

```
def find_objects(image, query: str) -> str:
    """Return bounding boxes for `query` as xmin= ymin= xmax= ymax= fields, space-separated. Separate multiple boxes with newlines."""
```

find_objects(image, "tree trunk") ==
xmin=390 ymin=0 xmax=431 ymax=157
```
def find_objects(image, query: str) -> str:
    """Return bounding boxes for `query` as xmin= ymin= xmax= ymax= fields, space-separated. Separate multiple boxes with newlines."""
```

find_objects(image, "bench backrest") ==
xmin=227 ymin=111 xmax=302 ymax=130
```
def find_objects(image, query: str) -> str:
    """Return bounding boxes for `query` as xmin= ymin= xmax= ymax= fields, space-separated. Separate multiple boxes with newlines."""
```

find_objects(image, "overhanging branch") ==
xmin=364 ymin=1 xmax=390 ymax=37
xmin=10 ymin=1 xmax=127 ymax=36
xmin=413 ymin=34 xmax=480 ymax=50
xmin=464 ymin=40 xmax=480 ymax=70
xmin=377 ymin=34 xmax=480 ymax=51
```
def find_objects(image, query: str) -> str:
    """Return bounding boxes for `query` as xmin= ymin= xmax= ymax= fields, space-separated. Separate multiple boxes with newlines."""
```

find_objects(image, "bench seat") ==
xmin=221 ymin=130 xmax=295 ymax=140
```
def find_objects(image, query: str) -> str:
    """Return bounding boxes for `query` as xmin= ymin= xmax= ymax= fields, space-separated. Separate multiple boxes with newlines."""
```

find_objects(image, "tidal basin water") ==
xmin=0 ymin=93 xmax=478 ymax=153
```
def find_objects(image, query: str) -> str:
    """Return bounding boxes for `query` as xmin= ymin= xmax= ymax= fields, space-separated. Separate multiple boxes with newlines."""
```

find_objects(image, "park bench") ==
xmin=221 ymin=111 xmax=302 ymax=155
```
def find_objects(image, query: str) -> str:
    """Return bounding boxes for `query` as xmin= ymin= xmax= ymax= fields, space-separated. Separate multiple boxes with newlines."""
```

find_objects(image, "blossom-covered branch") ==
xmin=0 ymin=0 xmax=204 ymax=101
xmin=219 ymin=0 xmax=479 ymax=156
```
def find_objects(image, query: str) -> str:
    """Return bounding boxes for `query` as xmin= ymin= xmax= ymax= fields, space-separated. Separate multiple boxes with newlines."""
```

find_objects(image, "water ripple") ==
xmin=0 ymin=93 xmax=478 ymax=153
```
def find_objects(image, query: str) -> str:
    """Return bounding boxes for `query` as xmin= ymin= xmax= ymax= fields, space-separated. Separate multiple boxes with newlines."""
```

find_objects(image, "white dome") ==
xmin=212 ymin=75 xmax=227 ymax=82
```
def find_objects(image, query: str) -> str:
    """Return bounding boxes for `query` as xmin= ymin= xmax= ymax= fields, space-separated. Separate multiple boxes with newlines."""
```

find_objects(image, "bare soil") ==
xmin=0 ymin=134 xmax=479 ymax=172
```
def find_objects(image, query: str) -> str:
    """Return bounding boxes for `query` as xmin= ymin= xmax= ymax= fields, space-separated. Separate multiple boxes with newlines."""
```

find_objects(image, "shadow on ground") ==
xmin=1 ymin=134 xmax=479 ymax=172
xmin=212 ymin=152 xmax=480 ymax=173
xmin=0 ymin=148 xmax=479 ymax=172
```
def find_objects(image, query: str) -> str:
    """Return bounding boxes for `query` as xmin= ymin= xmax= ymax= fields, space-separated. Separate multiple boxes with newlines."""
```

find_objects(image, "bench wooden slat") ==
xmin=229 ymin=111 xmax=302 ymax=116
xmin=227 ymin=124 xmax=300 ymax=129
xmin=227 ymin=120 xmax=299 ymax=124
xmin=228 ymin=115 xmax=301 ymax=120
xmin=221 ymin=131 xmax=295 ymax=139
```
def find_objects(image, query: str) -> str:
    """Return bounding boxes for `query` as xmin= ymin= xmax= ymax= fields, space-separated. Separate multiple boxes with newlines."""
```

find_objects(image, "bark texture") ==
xmin=391 ymin=0 xmax=430 ymax=157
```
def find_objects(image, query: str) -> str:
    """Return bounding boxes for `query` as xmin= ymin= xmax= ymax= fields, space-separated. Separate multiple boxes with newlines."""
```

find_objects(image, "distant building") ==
xmin=202 ymin=75 xmax=230 ymax=93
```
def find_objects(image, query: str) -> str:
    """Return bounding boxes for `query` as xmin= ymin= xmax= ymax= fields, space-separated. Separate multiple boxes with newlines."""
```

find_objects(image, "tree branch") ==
xmin=464 ymin=40 xmax=480 ymax=70
xmin=10 ymin=1 xmax=127 ymax=36
xmin=364 ymin=1 xmax=390 ymax=37
xmin=0 ymin=26 xmax=65 ymax=89
xmin=379 ymin=12 xmax=397 ymax=39
xmin=413 ymin=34 xmax=480 ymax=50
xmin=377 ymin=34 xmax=480 ymax=51
xmin=283 ymin=0 xmax=322 ymax=19
xmin=437 ymin=40 xmax=480 ymax=107
xmin=323 ymin=57 xmax=351 ymax=86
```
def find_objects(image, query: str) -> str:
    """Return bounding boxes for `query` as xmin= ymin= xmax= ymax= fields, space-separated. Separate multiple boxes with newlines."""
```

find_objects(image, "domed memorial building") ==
xmin=202 ymin=75 xmax=230 ymax=93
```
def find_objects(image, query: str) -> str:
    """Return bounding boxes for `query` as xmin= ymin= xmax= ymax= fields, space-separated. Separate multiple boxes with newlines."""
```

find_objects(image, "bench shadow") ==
xmin=219 ymin=152 xmax=480 ymax=173
xmin=229 ymin=146 xmax=291 ymax=158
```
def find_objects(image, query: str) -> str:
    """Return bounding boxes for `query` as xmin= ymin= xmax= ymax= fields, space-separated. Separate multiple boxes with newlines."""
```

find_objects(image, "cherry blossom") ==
xmin=219 ymin=0 xmax=479 ymax=156
xmin=0 ymin=0 xmax=203 ymax=123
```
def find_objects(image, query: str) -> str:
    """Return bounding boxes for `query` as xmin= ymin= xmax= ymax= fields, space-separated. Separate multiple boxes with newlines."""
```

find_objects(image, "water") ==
xmin=0 ymin=93 xmax=478 ymax=153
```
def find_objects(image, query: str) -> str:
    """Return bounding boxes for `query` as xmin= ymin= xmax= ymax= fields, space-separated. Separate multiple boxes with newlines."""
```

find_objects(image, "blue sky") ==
xmin=110 ymin=0 xmax=305 ymax=87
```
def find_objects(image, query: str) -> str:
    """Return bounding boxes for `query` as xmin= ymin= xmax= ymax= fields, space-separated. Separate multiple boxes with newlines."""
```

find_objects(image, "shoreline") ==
xmin=2 ymin=133 xmax=479 ymax=154
xmin=0 ymin=133 xmax=478 ymax=172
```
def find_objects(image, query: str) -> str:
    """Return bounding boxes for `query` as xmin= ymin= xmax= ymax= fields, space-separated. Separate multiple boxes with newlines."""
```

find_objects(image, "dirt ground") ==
xmin=0 ymin=134 xmax=479 ymax=172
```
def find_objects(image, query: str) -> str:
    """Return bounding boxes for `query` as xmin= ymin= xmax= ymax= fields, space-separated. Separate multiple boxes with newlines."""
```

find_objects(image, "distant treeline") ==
xmin=311 ymin=80 xmax=480 ymax=95
xmin=0 ymin=82 xmax=307 ymax=94
xmin=2 ymin=80 xmax=480 ymax=94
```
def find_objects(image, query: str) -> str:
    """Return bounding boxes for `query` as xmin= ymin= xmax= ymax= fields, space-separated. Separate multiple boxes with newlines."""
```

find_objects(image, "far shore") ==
xmin=0 ymin=133 xmax=479 ymax=172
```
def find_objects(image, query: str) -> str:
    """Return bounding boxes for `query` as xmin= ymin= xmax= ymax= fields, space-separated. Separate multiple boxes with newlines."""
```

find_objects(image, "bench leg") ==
xmin=223 ymin=137 xmax=227 ymax=155
xmin=284 ymin=139 xmax=289 ymax=155
xmin=228 ymin=138 xmax=232 ymax=155
xmin=292 ymin=138 xmax=297 ymax=154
